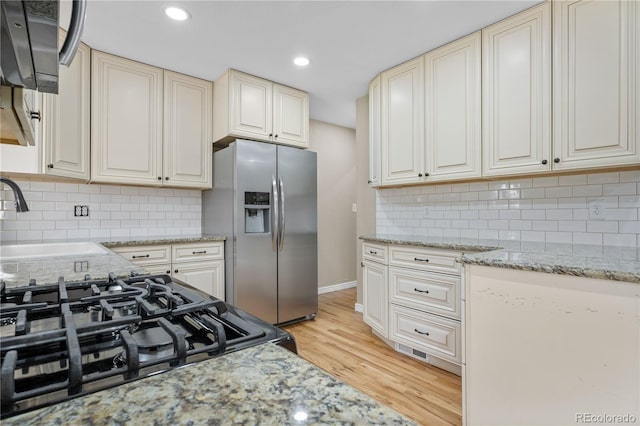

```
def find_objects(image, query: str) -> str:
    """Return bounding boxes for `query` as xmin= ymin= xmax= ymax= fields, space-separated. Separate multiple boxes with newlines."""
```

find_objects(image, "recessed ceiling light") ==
xmin=293 ymin=57 xmax=310 ymax=67
xmin=165 ymin=7 xmax=190 ymax=21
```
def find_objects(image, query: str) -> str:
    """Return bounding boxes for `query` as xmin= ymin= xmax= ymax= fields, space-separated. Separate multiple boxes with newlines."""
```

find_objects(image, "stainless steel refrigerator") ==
xmin=202 ymin=139 xmax=317 ymax=325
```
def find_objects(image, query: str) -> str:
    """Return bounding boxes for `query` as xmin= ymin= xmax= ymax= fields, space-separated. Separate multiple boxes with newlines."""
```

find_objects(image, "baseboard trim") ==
xmin=354 ymin=303 xmax=364 ymax=313
xmin=318 ymin=280 xmax=357 ymax=295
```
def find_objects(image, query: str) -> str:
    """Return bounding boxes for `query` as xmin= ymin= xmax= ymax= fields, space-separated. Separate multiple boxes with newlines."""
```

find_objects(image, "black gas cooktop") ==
xmin=0 ymin=273 xmax=296 ymax=419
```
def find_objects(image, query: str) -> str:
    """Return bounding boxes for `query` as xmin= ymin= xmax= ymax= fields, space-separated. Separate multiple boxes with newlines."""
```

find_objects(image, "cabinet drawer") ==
xmin=110 ymin=245 xmax=171 ymax=265
xmin=389 ymin=267 xmax=460 ymax=320
xmin=389 ymin=245 xmax=461 ymax=275
xmin=172 ymin=242 xmax=224 ymax=263
xmin=362 ymin=242 xmax=388 ymax=264
xmin=389 ymin=304 xmax=461 ymax=364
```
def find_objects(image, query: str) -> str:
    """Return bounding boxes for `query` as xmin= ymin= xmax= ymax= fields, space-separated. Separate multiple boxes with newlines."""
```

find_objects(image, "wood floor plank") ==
xmin=283 ymin=288 xmax=462 ymax=426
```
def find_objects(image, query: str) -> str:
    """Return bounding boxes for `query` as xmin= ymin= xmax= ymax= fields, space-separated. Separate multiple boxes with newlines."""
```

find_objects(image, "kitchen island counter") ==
xmin=360 ymin=233 xmax=640 ymax=283
xmin=3 ymin=342 xmax=414 ymax=425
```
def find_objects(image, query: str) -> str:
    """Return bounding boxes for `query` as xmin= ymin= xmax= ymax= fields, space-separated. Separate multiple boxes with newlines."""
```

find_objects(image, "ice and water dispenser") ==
xmin=244 ymin=191 xmax=270 ymax=233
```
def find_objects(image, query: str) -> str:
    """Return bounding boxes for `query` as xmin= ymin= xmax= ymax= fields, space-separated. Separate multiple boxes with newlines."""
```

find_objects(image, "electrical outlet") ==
xmin=74 ymin=205 xmax=89 ymax=217
xmin=588 ymin=199 xmax=605 ymax=220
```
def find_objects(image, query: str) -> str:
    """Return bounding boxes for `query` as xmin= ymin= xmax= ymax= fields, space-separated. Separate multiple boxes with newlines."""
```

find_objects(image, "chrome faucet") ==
xmin=0 ymin=177 xmax=29 ymax=212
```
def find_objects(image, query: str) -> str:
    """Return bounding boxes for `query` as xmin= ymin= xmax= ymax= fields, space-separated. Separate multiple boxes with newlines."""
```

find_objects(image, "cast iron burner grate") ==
xmin=0 ymin=273 xmax=292 ymax=419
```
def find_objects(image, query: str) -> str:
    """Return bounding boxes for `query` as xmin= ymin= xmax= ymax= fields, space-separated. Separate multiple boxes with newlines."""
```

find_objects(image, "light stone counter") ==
xmin=360 ymin=234 xmax=640 ymax=283
xmin=100 ymin=233 xmax=225 ymax=248
xmin=3 ymin=343 xmax=414 ymax=425
xmin=0 ymin=251 xmax=146 ymax=288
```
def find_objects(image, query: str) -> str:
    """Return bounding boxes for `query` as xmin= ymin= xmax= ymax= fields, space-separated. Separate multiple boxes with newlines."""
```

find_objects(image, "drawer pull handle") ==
xmin=414 ymin=328 xmax=430 ymax=336
xmin=414 ymin=257 xmax=429 ymax=262
xmin=414 ymin=288 xmax=430 ymax=294
xmin=192 ymin=250 xmax=207 ymax=255
xmin=369 ymin=250 xmax=378 ymax=255
xmin=132 ymin=254 xmax=150 ymax=259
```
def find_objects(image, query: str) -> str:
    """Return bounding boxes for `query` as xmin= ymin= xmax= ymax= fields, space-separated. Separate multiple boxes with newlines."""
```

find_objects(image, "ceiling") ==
xmin=61 ymin=0 xmax=541 ymax=129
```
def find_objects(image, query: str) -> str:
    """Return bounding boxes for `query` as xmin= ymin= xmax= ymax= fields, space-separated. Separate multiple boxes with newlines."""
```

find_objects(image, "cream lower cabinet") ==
xmin=42 ymin=31 xmax=90 ymax=181
xmin=91 ymin=51 xmax=212 ymax=188
xmin=213 ymin=69 xmax=309 ymax=148
xmin=362 ymin=242 xmax=389 ymax=338
xmin=111 ymin=241 xmax=225 ymax=300
xmin=464 ymin=265 xmax=639 ymax=425
xmin=552 ymin=0 xmax=639 ymax=171
xmin=361 ymin=242 xmax=463 ymax=375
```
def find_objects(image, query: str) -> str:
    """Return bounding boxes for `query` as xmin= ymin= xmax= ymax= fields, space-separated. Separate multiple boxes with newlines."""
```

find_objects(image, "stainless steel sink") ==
xmin=0 ymin=242 xmax=108 ymax=261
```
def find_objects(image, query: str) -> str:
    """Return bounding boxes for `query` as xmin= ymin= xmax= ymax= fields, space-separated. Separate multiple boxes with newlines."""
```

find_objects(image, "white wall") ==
xmin=308 ymin=119 xmax=357 ymax=289
xmin=0 ymin=178 xmax=201 ymax=242
xmin=377 ymin=171 xmax=640 ymax=247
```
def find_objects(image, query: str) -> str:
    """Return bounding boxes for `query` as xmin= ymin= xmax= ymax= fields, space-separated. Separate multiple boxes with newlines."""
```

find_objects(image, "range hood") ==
xmin=0 ymin=0 xmax=87 ymax=94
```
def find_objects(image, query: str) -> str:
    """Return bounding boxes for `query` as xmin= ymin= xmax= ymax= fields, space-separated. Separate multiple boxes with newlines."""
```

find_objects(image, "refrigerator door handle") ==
xmin=278 ymin=176 xmax=285 ymax=251
xmin=271 ymin=175 xmax=279 ymax=251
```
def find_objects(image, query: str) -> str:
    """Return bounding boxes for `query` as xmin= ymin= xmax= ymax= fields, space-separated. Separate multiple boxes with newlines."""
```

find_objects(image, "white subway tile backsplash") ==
xmin=619 ymin=170 xmax=640 ymax=182
xmin=603 ymin=233 xmax=636 ymax=247
xmin=573 ymin=232 xmax=603 ymax=245
xmin=603 ymin=182 xmax=636 ymax=196
xmin=587 ymin=221 xmax=618 ymax=233
xmin=587 ymin=172 xmax=619 ymax=184
xmin=1 ymin=178 xmax=202 ymax=242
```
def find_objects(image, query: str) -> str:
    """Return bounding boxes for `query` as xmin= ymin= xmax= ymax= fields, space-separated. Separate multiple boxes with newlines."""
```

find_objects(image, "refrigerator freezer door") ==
xmin=276 ymin=145 xmax=318 ymax=323
xmin=234 ymin=141 xmax=279 ymax=324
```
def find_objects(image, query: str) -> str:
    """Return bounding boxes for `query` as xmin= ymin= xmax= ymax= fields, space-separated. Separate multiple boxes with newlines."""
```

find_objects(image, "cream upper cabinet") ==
xmin=368 ymin=76 xmax=381 ymax=187
xmin=163 ymin=71 xmax=212 ymax=188
xmin=553 ymin=0 xmax=639 ymax=170
xmin=91 ymin=51 xmax=163 ymax=185
xmin=92 ymin=51 xmax=212 ymax=188
xmin=273 ymin=83 xmax=309 ymax=147
xmin=42 ymin=32 xmax=90 ymax=181
xmin=213 ymin=69 xmax=309 ymax=148
xmin=482 ymin=3 xmax=551 ymax=177
xmin=424 ymin=32 xmax=481 ymax=182
xmin=381 ymin=57 xmax=424 ymax=185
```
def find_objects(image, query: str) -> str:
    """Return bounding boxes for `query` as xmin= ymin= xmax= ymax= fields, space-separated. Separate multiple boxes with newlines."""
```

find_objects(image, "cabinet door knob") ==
xmin=425 ymin=172 xmax=429 ymax=177
xmin=157 ymin=176 xmax=162 ymax=180
xmin=165 ymin=177 xmax=169 ymax=180
xmin=166 ymin=270 xmax=170 ymax=274
xmin=418 ymin=173 xmax=423 ymax=177
xmin=274 ymin=134 xmax=278 ymax=139
xmin=367 ymin=180 xmax=372 ymax=184
xmin=269 ymin=133 xmax=273 ymax=137
xmin=47 ymin=164 xmax=54 ymax=168
xmin=554 ymin=158 xmax=560 ymax=163
xmin=174 ymin=269 xmax=179 ymax=273
xmin=541 ymin=160 xmax=548 ymax=165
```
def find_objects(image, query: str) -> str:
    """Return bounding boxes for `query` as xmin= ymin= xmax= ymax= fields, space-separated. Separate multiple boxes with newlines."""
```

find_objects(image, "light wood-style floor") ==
xmin=283 ymin=288 xmax=462 ymax=426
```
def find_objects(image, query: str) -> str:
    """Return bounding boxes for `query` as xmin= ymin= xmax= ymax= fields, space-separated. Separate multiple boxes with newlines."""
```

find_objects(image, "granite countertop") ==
xmin=0 ymin=235 xmax=226 ymax=287
xmin=360 ymin=233 xmax=640 ymax=284
xmin=0 ymin=247 xmax=147 ymax=288
xmin=3 ymin=343 xmax=414 ymax=425
xmin=100 ymin=233 xmax=226 ymax=248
